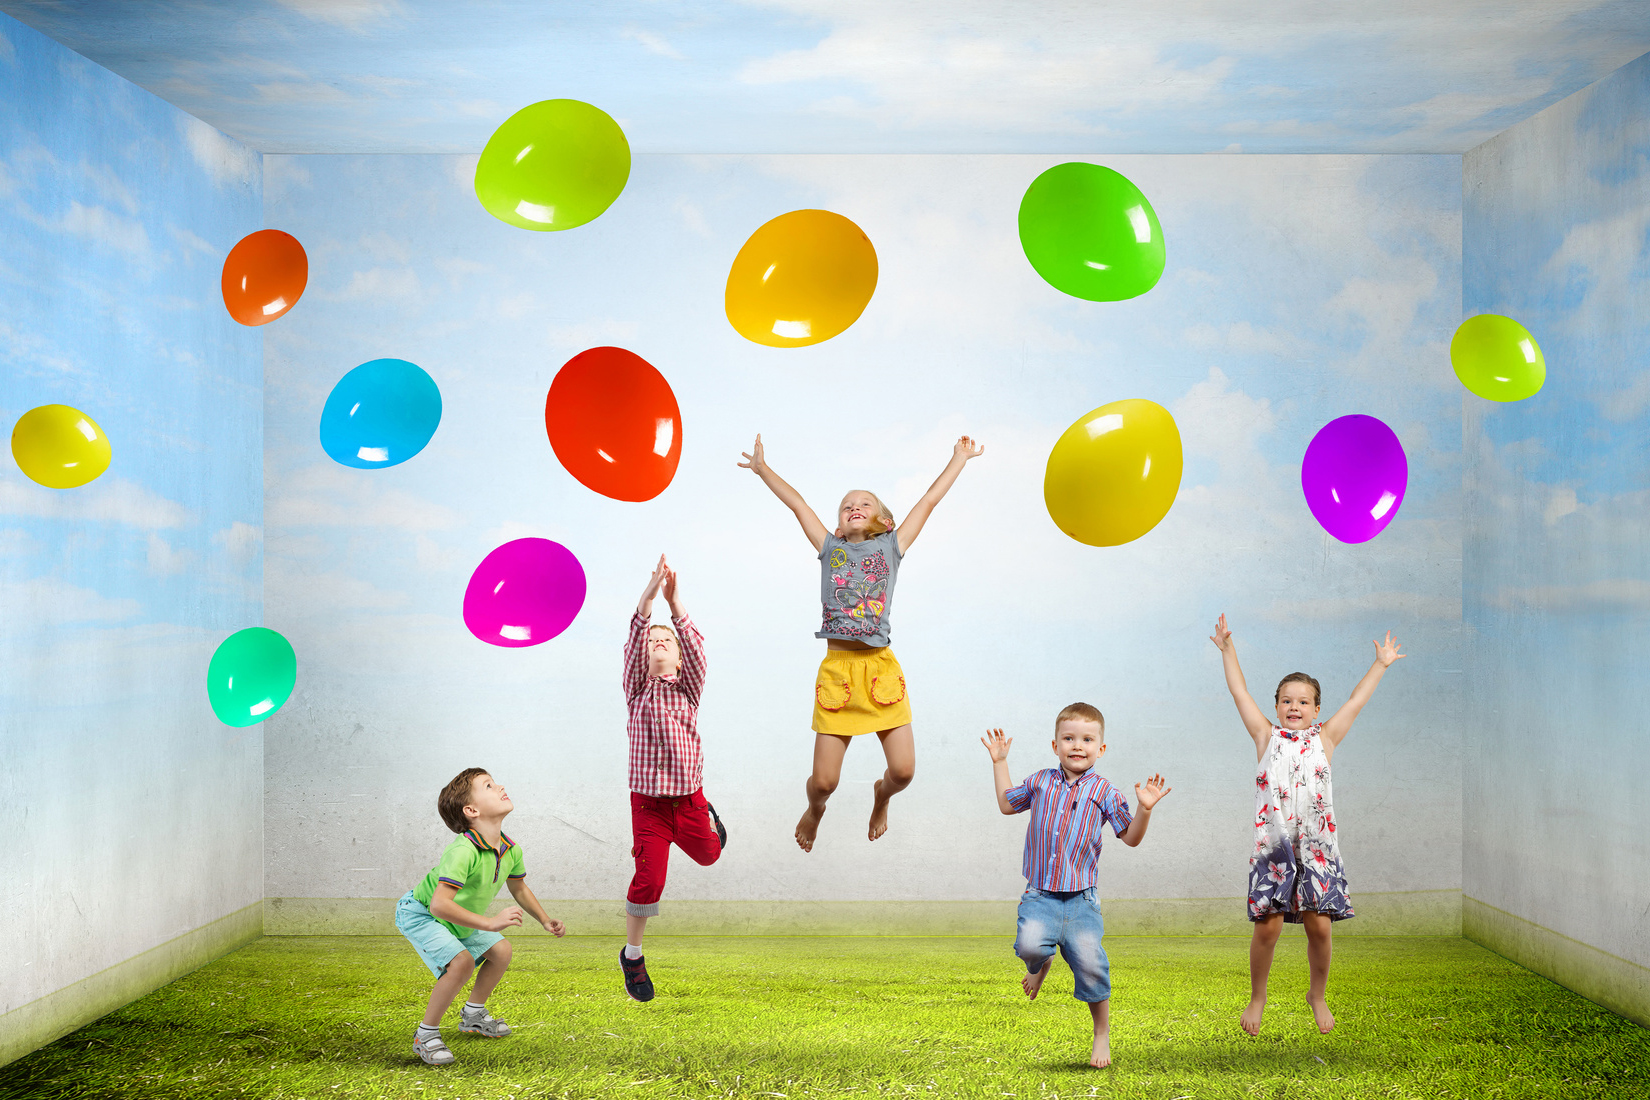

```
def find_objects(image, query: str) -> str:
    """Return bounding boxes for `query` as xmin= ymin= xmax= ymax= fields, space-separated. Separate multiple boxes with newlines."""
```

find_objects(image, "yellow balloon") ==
xmin=1044 ymin=399 xmax=1183 ymax=546
xmin=725 ymin=209 xmax=877 ymax=347
xmin=11 ymin=404 xmax=112 ymax=488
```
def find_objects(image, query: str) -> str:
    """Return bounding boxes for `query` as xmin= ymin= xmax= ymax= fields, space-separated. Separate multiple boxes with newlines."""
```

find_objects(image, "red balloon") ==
xmin=545 ymin=347 xmax=682 ymax=502
xmin=221 ymin=229 xmax=308 ymax=326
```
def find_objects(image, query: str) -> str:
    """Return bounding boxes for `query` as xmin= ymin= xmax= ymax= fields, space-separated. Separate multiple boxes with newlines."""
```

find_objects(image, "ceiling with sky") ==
xmin=3 ymin=0 xmax=1649 ymax=154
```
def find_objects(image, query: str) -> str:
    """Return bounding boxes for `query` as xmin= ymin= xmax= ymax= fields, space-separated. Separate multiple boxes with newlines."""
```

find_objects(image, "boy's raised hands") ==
xmin=737 ymin=434 xmax=767 ymax=475
xmin=1210 ymin=612 xmax=1233 ymax=651
xmin=954 ymin=435 xmax=985 ymax=461
xmin=980 ymin=727 xmax=1013 ymax=762
xmin=1134 ymin=773 xmax=1172 ymax=811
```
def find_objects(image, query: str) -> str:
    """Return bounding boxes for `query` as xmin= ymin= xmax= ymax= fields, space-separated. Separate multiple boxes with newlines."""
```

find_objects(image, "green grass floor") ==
xmin=3 ymin=935 xmax=1647 ymax=1100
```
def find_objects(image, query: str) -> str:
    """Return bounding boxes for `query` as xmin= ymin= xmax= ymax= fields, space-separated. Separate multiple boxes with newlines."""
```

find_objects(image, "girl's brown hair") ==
xmin=438 ymin=767 xmax=489 ymax=833
xmin=1275 ymin=673 xmax=1322 ymax=707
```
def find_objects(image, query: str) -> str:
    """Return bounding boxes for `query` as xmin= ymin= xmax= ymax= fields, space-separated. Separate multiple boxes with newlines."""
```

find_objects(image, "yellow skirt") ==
xmin=811 ymin=647 xmax=912 ymax=736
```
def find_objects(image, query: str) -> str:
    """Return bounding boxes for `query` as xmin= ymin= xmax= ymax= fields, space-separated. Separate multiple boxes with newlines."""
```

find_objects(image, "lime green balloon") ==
xmin=1450 ymin=314 xmax=1545 ymax=401
xmin=1018 ymin=162 xmax=1165 ymax=301
xmin=474 ymin=99 xmax=631 ymax=231
xmin=207 ymin=627 xmax=297 ymax=727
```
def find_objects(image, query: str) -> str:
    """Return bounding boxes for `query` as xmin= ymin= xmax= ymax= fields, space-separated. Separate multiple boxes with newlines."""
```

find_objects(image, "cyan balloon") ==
xmin=319 ymin=359 xmax=442 ymax=469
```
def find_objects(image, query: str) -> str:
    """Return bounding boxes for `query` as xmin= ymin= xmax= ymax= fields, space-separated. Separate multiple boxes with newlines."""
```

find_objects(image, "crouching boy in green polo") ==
xmin=395 ymin=767 xmax=566 ymax=1066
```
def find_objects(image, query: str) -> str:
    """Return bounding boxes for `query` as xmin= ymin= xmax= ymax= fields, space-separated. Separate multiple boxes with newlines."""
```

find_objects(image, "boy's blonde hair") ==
xmin=647 ymin=623 xmax=679 ymax=645
xmin=1055 ymin=701 xmax=1105 ymax=732
xmin=840 ymin=490 xmax=896 ymax=535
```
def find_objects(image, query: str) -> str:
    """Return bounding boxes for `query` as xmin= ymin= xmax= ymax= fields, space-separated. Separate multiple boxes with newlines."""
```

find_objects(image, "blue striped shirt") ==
xmin=1005 ymin=768 xmax=1133 ymax=891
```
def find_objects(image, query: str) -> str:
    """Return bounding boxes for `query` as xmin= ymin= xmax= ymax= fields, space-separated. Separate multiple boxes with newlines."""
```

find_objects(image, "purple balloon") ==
xmin=463 ymin=537 xmax=587 ymax=647
xmin=1300 ymin=415 xmax=1408 ymax=544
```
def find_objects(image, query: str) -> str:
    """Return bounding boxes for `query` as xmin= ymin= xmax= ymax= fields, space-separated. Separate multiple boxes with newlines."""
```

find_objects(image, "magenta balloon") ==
xmin=462 ymin=537 xmax=587 ymax=647
xmin=1300 ymin=415 xmax=1408 ymax=544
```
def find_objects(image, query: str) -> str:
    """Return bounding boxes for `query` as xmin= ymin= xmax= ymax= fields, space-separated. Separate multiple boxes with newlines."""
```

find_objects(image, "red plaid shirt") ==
xmin=623 ymin=611 xmax=707 ymax=797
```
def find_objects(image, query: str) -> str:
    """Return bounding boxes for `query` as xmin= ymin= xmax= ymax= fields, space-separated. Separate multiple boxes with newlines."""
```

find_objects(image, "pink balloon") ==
xmin=1300 ymin=414 xmax=1408 ymax=544
xmin=462 ymin=538 xmax=587 ymax=647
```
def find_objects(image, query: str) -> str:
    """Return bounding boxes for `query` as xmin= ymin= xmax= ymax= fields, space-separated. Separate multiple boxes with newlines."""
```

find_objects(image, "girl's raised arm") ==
xmin=896 ymin=435 xmax=984 ymax=555
xmin=739 ymin=434 xmax=829 ymax=552
xmin=1211 ymin=614 xmax=1273 ymax=757
xmin=1321 ymin=631 xmax=1404 ymax=749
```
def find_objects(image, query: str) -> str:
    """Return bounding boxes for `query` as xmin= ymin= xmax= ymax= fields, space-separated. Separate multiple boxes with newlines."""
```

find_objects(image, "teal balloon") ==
xmin=1018 ymin=162 xmax=1166 ymax=301
xmin=207 ymin=627 xmax=297 ymax=727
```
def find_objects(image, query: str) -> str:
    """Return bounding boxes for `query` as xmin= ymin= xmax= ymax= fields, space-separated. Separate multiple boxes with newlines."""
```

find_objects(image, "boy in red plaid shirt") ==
xmin=619 ymin=554 xmax=726 ymax=1002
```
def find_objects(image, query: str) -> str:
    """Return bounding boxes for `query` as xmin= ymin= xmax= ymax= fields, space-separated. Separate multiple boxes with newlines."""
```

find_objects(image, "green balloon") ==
xmin=1450 ymin=314 xmax=1545 ymax=401
xmin=1018 ymin=162 xmax=1165 ymax=301
xmin=207 ymin=627 xmax=297 ymax=728
xmin=474 ymin=99 xmax=631 ymax=231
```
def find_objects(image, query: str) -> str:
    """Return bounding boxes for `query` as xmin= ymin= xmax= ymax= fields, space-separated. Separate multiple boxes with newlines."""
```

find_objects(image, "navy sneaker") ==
xmin=620 ymin=947 xmax=654 ymax=1002
xmin=707 ymin=801 xmax=727 ymax=850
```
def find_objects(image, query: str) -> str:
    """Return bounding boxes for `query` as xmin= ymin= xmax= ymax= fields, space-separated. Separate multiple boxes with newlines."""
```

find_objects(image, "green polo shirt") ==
xmin=411 ymin=829 xmax=527 ymax=938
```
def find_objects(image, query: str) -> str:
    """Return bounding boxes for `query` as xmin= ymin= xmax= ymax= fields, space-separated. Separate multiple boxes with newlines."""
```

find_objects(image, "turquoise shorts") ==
xmin=395 ymin=889 xmax=505 ymax=978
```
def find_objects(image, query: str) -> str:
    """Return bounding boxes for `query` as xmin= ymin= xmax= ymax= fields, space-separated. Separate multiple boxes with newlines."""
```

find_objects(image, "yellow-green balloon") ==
xmin=207 ymin=627 xmax=297 ymax=727
xmin=474 ymin=99 xmax=630 ymax=231
xmin=11 ymin=404 xmax=112 ymax=488
xmin=1450 ymin=314 xmax=1545 ymax=401
xmin=1045 ymin=398 xmax=1183 ymax=547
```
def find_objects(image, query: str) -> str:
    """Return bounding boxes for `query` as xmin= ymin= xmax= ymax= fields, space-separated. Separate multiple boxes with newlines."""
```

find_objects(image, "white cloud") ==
xmin=332 ymin=266 xmax=422 ymax=300
xmin=1489 ymin=580 xmax=1650 ymax=614
xmin=1 ymin=575 xmax=140 ymax=623
xmin=53 ymin=202 xmax=149 ymax=259
xmin=0 ymin=476 xmax=191 ymax=529
xmin=1261 ymin=590 xmax=1462 ymax=623
xmin=169 ymin=225 xmax=218 ymax=261
xmin=674 ymin=198 xmax=711 ymax=239
xmin=214 ymin=521 xmax=262 ymax=567
xmin=79 ymin=162 xmax=138 ymax=215
xmin=622 ymin=27 xmax=685 ymax=59
xmin=179 ymin=116 xmax=258 ymax=190
xmin=146 ymin=533 xmax=195 ymax=576
xmin=266 ymin=463 xmax=460 ymax=532
xmin=272 ymin=0 xmax=403 ymax=30
xmin=1183 ymin=320 xmax=1308 ymax=358
xmin=266 ymin=561 xmax=410 ymax=616
xmin=545 ymin=319 xmax=641 ymax=350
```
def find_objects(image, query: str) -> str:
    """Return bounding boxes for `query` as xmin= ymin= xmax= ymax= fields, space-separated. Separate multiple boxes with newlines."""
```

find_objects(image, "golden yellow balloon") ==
xmin=1044 ymin=398 xmax=1183 ymax=547
xmin=11 ymin=404 xmax=112 ymax=488
xmin=725 ymin=209 xmax=878 ymax=347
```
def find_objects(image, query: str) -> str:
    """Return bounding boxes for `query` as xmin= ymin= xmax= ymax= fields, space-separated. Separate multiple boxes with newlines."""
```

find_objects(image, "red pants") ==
xmin=627 ymin=788 xmax=722 ymax=916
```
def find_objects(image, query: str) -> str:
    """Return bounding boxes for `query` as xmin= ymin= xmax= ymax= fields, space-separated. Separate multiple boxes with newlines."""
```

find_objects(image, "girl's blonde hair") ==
xmin=840 ymin=490 xmax=896 ymax=535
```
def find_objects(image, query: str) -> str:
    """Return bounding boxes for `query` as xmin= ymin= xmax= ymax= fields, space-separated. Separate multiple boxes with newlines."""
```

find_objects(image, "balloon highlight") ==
xmin=1018 ymin=162 xmax=1165 ymax=302
xmin=1300 ymin=415 xmax=1408 ymax=544
xmin=463 ymin=538 xmax=587 ymax=648
xmin=222 ymin=229 xmax=308 ymax=326
xmin=11 ymin=404 xmax=112 ymax=488
xmin=725 ymin=209 xmax=878 ymax=347
xmin=1044 ymin=398 xmax=1183 ymax=546
xmin=545 ymin=347 xmax=681 ymax=502
xmin=474 ymin=99 xmax=630 ymax=231
xmin=319 ymin=359 xmax=443 ymax=469
xmin=207 ymin=627 xmax=297 ymax=727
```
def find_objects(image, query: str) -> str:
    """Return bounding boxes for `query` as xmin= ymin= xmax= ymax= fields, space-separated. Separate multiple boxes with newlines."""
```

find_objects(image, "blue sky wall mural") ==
xmin=0 ymin=15 xmax=263 ymax=1016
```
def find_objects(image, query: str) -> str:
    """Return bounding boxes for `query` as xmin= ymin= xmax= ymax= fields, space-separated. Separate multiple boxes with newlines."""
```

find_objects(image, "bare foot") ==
xmin=1240 ymin=998 xmax=1266 ymax=1035
xmin=1089 ymin=1027 xmax=1111 ymax=1069
xmin=1021 ymin=957 xmax=1052 ymax=1000
xmin=868 ymin=778 xmax=892 ymax=841
xmin=1308 ymin=994 xmax=1335 ymax=1034
xmin=795 ymin=805 xmax=824 ymax=852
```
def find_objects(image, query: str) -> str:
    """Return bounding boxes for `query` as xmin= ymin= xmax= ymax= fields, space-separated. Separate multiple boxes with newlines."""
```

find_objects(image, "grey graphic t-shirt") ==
xmin=816 ymin=531 xmax=903 ymax=647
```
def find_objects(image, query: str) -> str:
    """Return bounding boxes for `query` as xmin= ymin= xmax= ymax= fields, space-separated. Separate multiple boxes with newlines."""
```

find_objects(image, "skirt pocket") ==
xmin=869 ymin=672 xmax=907 ymax=706
xmin=815 ymin=668 xmax=852 ymax=712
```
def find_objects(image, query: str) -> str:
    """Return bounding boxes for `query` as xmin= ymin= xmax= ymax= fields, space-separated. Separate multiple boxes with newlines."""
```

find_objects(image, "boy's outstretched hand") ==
xmin=954 ymin=435 xmax=985 ymax=461
xmin=738 ymin=434 xmax=767 ymax=475
xmin=980 ymin=728 xmax=1013 ymax=762
xmin=541 ymin=917 xmax=566 ymax=937
xmin=1210 ymin=613 xmax=1233 ymax=651
xmin=1135 ymin=773 xmax=1172 ymax=810
xmin=1374 ymin=631 xmax=1405 ymax=667
xmin=491 ymin=905 xmax=525 ymax=932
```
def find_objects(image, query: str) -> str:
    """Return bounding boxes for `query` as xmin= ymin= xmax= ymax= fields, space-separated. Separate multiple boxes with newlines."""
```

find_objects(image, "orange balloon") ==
xmin=725 ymin=209 xmax=877 ymax=347
xmin=545 ymin=347 xmax=682 ymax=502
xmin=221 ymin=229 xmax=308 ymax=326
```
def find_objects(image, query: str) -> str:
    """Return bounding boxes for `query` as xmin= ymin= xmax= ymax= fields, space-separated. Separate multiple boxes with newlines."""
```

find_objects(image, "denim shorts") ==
xmin=395 ymin=890 xmax=505 ymax=978
xmin=1014 ymin=885 xmax=1110 ymax=1002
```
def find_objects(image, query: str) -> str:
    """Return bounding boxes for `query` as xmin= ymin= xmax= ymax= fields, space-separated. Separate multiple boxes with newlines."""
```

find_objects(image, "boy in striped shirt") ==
xmin=982 ymin=703 xmax=1171 ymax=1068
xmin=619 ymin=555 xmax=726 ymax=1002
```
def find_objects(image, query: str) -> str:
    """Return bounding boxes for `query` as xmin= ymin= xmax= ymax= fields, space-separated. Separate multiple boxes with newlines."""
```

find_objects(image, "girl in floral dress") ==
xmin=1210 ymin=614 xmax=1404 ymax=1036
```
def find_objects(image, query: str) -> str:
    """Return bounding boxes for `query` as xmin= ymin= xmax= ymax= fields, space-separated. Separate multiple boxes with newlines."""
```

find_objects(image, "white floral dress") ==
xmin=1247 ymin=723 xmax=1354 ymax=923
